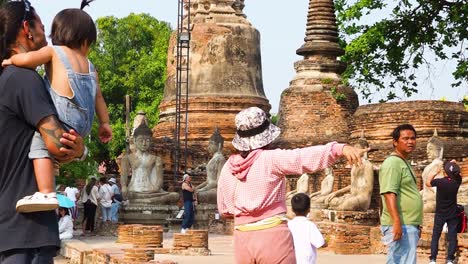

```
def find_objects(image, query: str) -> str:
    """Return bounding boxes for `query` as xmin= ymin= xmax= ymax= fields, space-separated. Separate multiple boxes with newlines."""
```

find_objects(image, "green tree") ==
xmin=88 ymin=13 xmax=171 ymax=161
xmin=335 ymin=0 xmax=467 ymax=102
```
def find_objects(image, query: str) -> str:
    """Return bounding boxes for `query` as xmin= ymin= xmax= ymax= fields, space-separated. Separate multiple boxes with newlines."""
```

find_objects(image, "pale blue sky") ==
xmin=32 ymin=0 xmax=466 ymax=113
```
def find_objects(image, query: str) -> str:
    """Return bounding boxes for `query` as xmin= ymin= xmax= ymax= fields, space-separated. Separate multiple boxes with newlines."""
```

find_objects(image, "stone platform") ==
xmin=313 ymin=209 xmax=380 ymax=226
xmin=60 ymin=228 xmax=213 ymax=264
xmin=312 ymin=209 xmax=381 ymax=254
xmin=58 ymin=232 xmax=232 ymax=264
xmin=193 ymin=204 xmax=234 ymax=235
xmin=193 ymin=204 xmax=217 ymax=229
xmin=121 ymin=204 xmax=180 ymax=226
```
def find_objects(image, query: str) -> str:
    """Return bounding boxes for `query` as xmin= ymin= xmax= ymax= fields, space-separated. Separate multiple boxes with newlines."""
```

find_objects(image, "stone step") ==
xmin=60 ymin=239 xmax=94 ymax=264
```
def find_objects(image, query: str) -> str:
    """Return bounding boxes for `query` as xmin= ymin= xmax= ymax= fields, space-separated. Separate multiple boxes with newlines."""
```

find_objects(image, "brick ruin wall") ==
xmin=276 ymin=84 xmax=359 ymax=149
xmin=350 ymin=100 xmax=467 ymax=163
xmin=284 ymin=100 xmax=467 ymax=255
xmin=286 ymin=100 xmax=467 ymax=206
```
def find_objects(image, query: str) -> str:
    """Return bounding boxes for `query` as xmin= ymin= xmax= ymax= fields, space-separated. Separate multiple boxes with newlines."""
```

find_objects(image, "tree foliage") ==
xmin=88 ymin=13 xmax=171 ymax=161
xmin=335 ymin=0 xmax=467 ymax=102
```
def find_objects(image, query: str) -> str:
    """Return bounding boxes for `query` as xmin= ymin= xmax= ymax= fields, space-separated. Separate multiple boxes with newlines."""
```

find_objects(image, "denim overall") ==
xmin=29 ymin=46 xmax=97 ymax=159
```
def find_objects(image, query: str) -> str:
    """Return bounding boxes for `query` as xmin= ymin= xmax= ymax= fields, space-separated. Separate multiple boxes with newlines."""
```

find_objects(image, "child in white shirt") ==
xmin=288 ymin=193 xmax=325 ymax=264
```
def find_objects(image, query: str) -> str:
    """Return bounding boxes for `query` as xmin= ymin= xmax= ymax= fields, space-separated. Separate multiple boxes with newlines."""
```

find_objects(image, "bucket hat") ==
xmin=108 ymin=178 xmax=116 ymax=184
xmin=232 ymin=107 xmax=281 ymax=151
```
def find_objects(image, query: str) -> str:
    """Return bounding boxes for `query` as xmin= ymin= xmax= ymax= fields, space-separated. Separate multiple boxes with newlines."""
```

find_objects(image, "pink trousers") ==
xmin=234 ymin=223 xmax=296 ymax=264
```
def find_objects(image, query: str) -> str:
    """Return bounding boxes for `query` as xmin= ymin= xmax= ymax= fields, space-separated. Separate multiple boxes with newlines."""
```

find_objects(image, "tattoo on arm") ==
xmin=38 ymin=115 xmax=65 ymax=150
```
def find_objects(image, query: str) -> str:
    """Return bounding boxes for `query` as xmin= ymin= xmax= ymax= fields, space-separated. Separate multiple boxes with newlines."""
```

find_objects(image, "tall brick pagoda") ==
xmin=153 ymin=0 xmax=270 ymax=171
xmin=276 ymin=0 xmax=358 ymax=148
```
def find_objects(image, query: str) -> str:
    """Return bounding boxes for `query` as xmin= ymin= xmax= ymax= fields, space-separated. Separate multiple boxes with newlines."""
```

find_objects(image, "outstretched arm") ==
xmin=2 ymin=46 xmax=53 ymax=69
xmin=271 ymin=143 xmax=368 ymax=176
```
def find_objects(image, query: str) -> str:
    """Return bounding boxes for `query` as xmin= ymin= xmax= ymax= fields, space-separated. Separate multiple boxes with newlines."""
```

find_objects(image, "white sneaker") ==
xmin=446 ymin=261 xmax=454 ymax=264
xmin=181 ymin=228 xmax=186 ymax=234
xmin=429 ymin=261 xmax=436 ymax=264
xmin=16 ymin=192 xmax=58 ymax=213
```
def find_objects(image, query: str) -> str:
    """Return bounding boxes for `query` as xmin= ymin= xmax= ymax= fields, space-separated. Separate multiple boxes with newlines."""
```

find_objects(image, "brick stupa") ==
xmin=153 ymin=0 xmax=270 ymax=171
xmin=276 ymin=0 xmax=358 ymax=148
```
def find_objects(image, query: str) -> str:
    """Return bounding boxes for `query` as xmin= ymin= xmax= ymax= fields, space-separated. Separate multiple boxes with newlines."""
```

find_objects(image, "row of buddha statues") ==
xmin=286 ymin=130 xmax=467 ymax=212
xmin=119 ymin=112 xmax=226 ymax=205
xmin=286 ymin=135 xmax=375 ymax=211
xmin=118 ymin=113 xmax=466 ymax=212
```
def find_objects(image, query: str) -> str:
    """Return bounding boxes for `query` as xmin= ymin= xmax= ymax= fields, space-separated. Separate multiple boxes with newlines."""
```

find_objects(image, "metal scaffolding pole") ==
xmin=174 ymin=0 xmax=191 ymax=181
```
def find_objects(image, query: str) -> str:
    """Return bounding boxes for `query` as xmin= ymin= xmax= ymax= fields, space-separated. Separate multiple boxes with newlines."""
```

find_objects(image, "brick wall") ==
xmin=351 ymin=100 xmax=467 ymax=164
xmin=276 ymin=83 xmax=358 ymax=149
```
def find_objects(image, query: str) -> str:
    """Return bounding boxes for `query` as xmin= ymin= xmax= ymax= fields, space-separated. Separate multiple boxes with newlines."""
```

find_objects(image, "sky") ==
xmin=32 ymin=0 xmax=466 ymax=113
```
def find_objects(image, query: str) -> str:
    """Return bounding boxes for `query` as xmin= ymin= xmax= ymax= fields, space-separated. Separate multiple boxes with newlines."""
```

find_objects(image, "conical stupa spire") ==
xmin=296 ymin=0 xmax=344 ymax=58
xmin=275 ymin=0 xmax=358 ymax=148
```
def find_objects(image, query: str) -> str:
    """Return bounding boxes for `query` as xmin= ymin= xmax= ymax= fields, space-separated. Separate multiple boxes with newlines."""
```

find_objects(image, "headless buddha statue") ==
xmin=309 ymin=167 xmax=335 ymax=209
xmin=286 ymin=173 xmax=310 ymax=201
xmin=323 ymin=136 xmax=374 ymax=211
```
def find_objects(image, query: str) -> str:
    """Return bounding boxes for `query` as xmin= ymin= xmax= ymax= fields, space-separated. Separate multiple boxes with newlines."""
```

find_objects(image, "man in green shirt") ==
xmin=379 ymin=124 xmax=423 ymax=264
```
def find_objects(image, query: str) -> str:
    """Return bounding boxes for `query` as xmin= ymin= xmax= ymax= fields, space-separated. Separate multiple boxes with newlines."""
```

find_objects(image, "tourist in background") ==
xmin=109 ymin=177 xmax=122 ymax=223
xmin=217 ymin=106 xmax=366 ymax=264
xmin=181 ymin=173 xmax=196 ymax=233
xmin=288 ymin=193 xmax=325 ymax=264
xmin=64 ymin=183 xmax=80 ymax=222
xmin=0 ymin=1 xmax=85 ymax=262
xmin=427 ymin=161 xmax=462 ymax=264
xmin=81 ymin=177 xmax=99 ymax=235
xmin=98 ymin=177 xmax=113 ymax=223
xmin=58 ymin=207 xmax=74 ymax=240
xmin=379 ymin=124 xmax=423 ymax=264
xmin=56 ymin=184 xmax=65 ymax=194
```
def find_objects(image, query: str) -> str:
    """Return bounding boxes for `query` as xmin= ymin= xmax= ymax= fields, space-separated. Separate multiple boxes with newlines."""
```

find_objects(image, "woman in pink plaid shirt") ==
xmin=217 ymin=107 xmax=368 ymax=264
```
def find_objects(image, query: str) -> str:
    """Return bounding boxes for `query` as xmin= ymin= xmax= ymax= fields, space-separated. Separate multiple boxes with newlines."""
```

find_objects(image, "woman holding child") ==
xmin=217 ymin=107 xmax=367 ymax=263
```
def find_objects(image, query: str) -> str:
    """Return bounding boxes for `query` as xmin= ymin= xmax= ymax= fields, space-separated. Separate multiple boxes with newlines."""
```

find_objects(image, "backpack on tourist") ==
xmin=456 ymin=204 xmax=467 ymax=233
